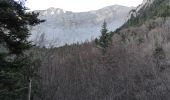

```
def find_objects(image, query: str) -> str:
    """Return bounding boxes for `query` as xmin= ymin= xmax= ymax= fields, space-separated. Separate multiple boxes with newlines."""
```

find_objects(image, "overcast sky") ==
xmin=25 ymin=0 xmax=143 ymax=12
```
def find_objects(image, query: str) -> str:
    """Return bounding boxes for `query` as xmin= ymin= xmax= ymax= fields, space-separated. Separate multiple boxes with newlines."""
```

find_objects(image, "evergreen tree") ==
xmin=0 ymin=0 xmax=43 ymax=99
xmin=95 ymin=21 xmax=111 ymax=54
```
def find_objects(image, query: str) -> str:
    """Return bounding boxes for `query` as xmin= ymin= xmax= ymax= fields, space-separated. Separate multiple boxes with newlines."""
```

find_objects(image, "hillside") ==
xmin=122 ymin=0 xmax=170 ymax=28
xmin=114 ymin=0 xmax=170 ymax=56
xmin=30 ymin=0 xmax=170 ymax=100
xmin=5 ymin=0 xmax=170 ymax=100
xmin=2 ymin=0 xmax=170 ymax=100
xmin=29 ymin=5 xmax=133 ymax=47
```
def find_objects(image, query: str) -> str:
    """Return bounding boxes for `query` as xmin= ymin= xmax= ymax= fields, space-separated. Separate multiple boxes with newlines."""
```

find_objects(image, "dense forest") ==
xmin=1 ymin=0 xmax=170 ymax=100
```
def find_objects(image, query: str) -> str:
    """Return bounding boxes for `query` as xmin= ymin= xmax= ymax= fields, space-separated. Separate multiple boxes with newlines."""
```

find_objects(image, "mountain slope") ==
xmin=32 ymin=0 xmax=170 ymax=100
xmin=121 ymin=0 xmax=170 ymax=29
xmin=29 ymin=5 xmax=133 ymax=47
xmin=115 ymin=0 xmax=170 ymax=47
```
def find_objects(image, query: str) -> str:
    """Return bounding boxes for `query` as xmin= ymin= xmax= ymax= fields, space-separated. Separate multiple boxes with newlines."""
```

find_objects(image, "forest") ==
xmin=1 ymin=0 xmax=170 ymax=100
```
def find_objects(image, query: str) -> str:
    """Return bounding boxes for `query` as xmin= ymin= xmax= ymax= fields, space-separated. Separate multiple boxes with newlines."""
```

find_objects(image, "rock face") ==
xmin=136 ymin=0 xmax=154 ymax=11
xmin=30 ymin=5 xmax=133 ymax=47
xmin=128 ymin=0 xmax=155 ymax=18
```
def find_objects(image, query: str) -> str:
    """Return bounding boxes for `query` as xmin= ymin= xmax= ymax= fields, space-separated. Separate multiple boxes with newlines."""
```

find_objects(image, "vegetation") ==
xmin=0 ymin=0 xmax=42 ymax=99
xmin=31 ymin=0 xmax=170 ymax=99
xmin=30 ymin=38 xmax=170 ymax=100
xmin=153 ymin=46 xmax=166 ymax=71
xmin=1 ymin=0 xmax=170 ymax=100
xmin=122 ymin=0 xmax=170 ymax=28
xmin=24 ymin=0 xmax=170 ymax=99
xmin=95 ymin=21 xmax=112 ymax=54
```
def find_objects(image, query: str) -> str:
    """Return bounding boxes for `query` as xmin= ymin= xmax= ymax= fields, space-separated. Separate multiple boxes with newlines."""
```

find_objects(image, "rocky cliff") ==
xmin=29 ymin=5 xmax=133 ymax=47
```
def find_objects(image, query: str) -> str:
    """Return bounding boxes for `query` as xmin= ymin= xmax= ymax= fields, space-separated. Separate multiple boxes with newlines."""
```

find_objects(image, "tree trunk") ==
xmin=28 ymin=78 xmax=32 ymax=100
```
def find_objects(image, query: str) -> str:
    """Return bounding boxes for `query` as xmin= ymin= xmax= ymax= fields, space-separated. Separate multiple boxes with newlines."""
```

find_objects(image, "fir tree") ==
xmin=95 ymin=21 xmax=111 ymax=54
xmin=0 ymin=0 xmax=43 ymax=99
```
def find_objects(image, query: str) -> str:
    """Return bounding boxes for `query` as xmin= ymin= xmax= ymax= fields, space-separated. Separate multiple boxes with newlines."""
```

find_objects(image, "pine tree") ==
xmin=95 ymin=21 xmax=111 ymax=54
xmin=0 ymin=0 xmax=43 ymax=99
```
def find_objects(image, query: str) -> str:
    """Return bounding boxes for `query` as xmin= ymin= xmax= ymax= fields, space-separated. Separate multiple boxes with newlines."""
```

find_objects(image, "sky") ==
xmin=25 ymin=0 xmax=143 ymax=12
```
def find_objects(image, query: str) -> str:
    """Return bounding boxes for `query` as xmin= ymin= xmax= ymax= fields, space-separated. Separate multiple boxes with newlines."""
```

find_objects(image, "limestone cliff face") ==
xmin=128 ymin=0 xmax=155 ymax=18
xmin=29 ymin=5 xmax=133 ymax=47
xmin=137 ymin=0 xmax=155 ymax=10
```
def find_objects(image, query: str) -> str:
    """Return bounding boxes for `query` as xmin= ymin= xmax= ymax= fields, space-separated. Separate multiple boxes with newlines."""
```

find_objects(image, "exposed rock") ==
xmin=29 ymin=5 xmax=133 ymax=47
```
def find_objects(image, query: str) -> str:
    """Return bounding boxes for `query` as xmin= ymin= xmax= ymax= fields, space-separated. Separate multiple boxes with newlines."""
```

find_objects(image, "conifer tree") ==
xmin=0 ymin=0 xmax=43 ymax=99
xmin=95 ymin=21 xmax=111 ymax=54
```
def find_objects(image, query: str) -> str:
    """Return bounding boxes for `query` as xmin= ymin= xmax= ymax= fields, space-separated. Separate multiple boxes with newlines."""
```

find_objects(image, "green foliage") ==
xmin=157 ymin=5 xmax=170 ymax=18
xmin=0 ymin=0 xmax=42 ymax=99
xmin=95 ymin=21 xmax=112 ymax=54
